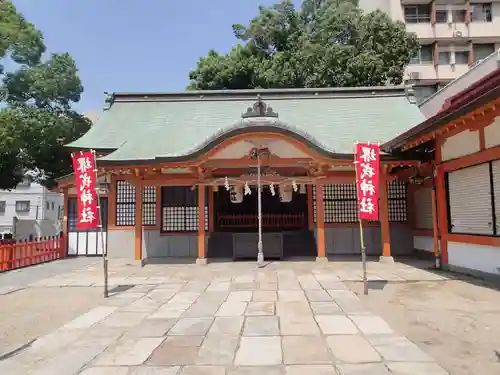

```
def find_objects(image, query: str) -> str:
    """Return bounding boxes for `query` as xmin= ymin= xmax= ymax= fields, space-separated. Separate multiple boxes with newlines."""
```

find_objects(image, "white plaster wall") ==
xmin=484 ymin=116 xmax=500 ymax=148
xmin=413 ymin=236 xmax=434 ymax=253
xmin=441 ymin=130 xmax=480 ymax=161
xmin=414 ymin=187 xmax=433 ymax=229
xmin=107 ymin=229 xmax=135 ymax=259
xmin=448 ymin=241 xmax=500 ymax=275
xmin=212 ymin=140 xmax=310 ymax=159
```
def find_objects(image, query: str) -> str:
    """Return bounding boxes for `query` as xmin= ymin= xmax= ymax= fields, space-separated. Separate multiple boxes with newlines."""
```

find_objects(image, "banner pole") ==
xmin=354 ymin=145 xmax=369 ymax=296
xmin=92 ymin=150 xmax=108 ymax=298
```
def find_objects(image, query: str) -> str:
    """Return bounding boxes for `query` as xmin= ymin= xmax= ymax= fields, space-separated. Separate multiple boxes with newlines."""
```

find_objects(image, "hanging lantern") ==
xmin=269 ymin=183 xmax=276 ymax=196
xmin=299 ymin=184 xmax=306 ymax=194
xmin=244 ymin=182 xmax=252 ymax=195
xmin=279 ymin=184 xmax=293 ymax=203
xmin=229 ymin=185 xmax=243 ymax=203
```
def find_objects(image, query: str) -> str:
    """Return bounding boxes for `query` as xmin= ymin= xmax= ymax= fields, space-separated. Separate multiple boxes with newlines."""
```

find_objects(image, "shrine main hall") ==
xmin=57 ymin=85 xmax=427 ymax=264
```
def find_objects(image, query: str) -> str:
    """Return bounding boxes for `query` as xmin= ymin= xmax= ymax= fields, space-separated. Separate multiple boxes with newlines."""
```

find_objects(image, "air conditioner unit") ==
xmin=453 ymin=30 xmax=463 ymax=38
xmin=409 ymin=71 xmax=421 ymax=80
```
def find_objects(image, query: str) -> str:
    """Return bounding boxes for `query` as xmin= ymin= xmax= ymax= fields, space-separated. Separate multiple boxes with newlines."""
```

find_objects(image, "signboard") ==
xmin=354 ymin=143 xmax=381 ymax=221
xmin=71 ymin=151 xmax=99 ymax=230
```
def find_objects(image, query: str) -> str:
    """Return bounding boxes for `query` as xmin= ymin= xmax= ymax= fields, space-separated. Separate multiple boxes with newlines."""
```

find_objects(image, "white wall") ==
xmin=448 ymin=242 xmax=500 ymax=275
xmin=0 ymin=182 xmax=63 ymax=235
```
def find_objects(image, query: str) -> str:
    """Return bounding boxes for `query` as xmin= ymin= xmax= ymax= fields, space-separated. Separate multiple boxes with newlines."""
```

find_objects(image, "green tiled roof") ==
xmin=67 ymin=86 xmax=425 ymax=164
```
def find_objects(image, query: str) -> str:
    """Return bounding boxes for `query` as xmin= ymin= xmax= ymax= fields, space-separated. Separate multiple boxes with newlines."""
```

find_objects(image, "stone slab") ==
xmin=367 ymin=335 xmax=433 ymax=362
xmin=310 ymin=301 xmax=342 ymax=315
xmin=279 ymin=315 xmax=320 ymax=335
xmin=169 ymin=318 xmax=214 ymax=336
xmin=61 ymin=306 xmax=118 ymax=330
xmin=79 ymin=367 xmax=131 ymax=375
xmin=278 ymin=290 xmax=306 ymax=302
xmin=227 ymin=291 xmax=253 ymax=302
xmin=195 ymin=334 xmax=239 ymax=365
xmin=386 ymin=362 xmax=450 ymax=375
xmin=315 ymin=315 xmax=359 ymax=335
xmin=284 ymin=365 xmax=339 ymax=375
xmin=101 ymin=311 xmax=149 ymax=328
xmin=131 ymin=366 xmax=181 ymax=375
xmin=282 ymin=335 xmax=331 ymax=364
xmin=326 ymin=335 xmax=381 ymax=363
xmin=252 ymin=290 xmax=278 ymax=301
xmin=179 ymin=366 xmax=226 ymax=375
xmin=208 ymin=316 xmax=244 ymax=335
xmin=234 ymin=336 xmax=282 ymax=366
xmin=244 ymin=302 xmax=275 ymax=316
xmin=126 ymin=318 xmax=177 ymax=337
xmin=349 ymin=315 xmax=393 ymax=335
xmin=336 ymin=363 xmax=391 ymax=375
xmin=216 ymin=301 xmax=248 ymax=316
xmin=147 ymin=336 xmax=204 ymax=366
xmin=305 ymin=289 xmax=332 ymax=302
xmin=243 ymin=316 xmax=280 ymax=336
xmin=94 ymin=337 xmax=165 ymax=366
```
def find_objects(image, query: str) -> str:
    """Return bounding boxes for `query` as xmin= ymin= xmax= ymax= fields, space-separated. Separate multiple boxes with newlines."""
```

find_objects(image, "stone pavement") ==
xmin=0 ymin=259 xmax=451 ymax=374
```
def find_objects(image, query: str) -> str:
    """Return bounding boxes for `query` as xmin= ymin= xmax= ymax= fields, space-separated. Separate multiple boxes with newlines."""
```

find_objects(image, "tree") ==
xmin=0 ymin=0 xmax=90 ymax=190
xmin=188 ymin=0 xmax=419 ymax=90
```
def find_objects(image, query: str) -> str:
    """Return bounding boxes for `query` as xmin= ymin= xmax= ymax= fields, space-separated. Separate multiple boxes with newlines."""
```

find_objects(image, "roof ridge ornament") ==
xmin=103 ymin=92 xmax=115 ymax=111
xmin=242 ymin=95 xmax=279 ymax=118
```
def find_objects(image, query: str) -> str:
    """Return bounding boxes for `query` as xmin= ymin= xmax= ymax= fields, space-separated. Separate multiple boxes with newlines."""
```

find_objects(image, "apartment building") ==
xmin=359 ymin=0 xmax=500 ymax=104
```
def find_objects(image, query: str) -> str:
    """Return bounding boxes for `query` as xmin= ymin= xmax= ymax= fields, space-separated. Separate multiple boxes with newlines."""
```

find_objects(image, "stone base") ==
xmin=196 ymin=257 xmax=208 ymax=265
xmin=315 ymin=256 xmax=329 ymax=263
xmin=378 ymin=255 xmax=394 ymax=264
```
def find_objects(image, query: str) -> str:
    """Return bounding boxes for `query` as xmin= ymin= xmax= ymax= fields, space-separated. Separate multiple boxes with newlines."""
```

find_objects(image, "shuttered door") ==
xmin=414 ymin=187 xmax=433 ymax=229
xmin=490 ymin=160 xmax=500 ymax=233
xmin=448 ymin=163 xmax=493 ymax=235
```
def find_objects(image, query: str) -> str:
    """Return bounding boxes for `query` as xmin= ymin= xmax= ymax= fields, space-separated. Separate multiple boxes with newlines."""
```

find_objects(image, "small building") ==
xmin=384 ymin=66 xmax=500 ymax=277
xmin=0 ymin=177 xmax=63 ymax=239
xmin=58 ymin=86 xmax=424 ymax=261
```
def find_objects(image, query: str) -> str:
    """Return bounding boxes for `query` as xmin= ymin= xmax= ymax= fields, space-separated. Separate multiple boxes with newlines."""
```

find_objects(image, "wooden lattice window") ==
xmin=161 ymin=186 xmax=208 ymax=232
xmin=313 ymin=182 xmax=408 ymax=223
xmin=116 ymin=180 xmax=136 ymax=226
xmin=388 ymin=180 xmax=408 ymax=222
xmin=115 ymin=181 xmax=157 ymax=226
xmin=142 ymin=186 xmax=156 ymax=226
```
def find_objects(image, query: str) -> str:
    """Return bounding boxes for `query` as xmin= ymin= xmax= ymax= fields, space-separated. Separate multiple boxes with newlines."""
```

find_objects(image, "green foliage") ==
xmin=188 ymin=0 xmax=419 ymax=90
xmin=0 ymin=0 xmax=90 ymax=190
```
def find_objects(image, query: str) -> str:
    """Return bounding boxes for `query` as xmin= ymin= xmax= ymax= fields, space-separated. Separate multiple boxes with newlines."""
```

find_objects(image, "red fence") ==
xmin=0 ymin=236 xmax=65 ymax=272
xmin=217 ymin=213 xmax=305 ymax=229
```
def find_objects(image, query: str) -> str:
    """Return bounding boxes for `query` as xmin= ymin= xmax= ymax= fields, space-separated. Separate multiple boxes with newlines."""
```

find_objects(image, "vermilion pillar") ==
xmin=197 ymin=186 xmax=207 ymax=264
xmin=379 ymin=165 xmax=393 ymax=262
xmin=316 ymin=184 xmax=326 ymax=260
xmin=134 ymin=181 xmax=143 ymax=261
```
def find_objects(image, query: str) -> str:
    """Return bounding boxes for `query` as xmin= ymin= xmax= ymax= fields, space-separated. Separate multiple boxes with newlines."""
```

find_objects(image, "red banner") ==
xmin=71 ymin=151 xmax=99 ymax=230
xmin=354 ymin=143 xmax=380 ymax=221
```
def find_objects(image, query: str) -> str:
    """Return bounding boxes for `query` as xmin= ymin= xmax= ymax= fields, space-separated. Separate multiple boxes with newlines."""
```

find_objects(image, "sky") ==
xmin=11 ymin=0 xmax=300 ymax=114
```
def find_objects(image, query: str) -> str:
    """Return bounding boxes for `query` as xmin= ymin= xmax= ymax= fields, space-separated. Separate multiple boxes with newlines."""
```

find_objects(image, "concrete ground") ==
xmin=0 ymin=258 xmax=498 ymax=374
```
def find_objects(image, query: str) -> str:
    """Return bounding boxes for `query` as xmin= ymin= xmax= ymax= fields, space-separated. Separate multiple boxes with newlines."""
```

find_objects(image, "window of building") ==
xmin=414 ymin=85 xmax=438 ymax=105
xmin=473 ymin=43 xmax=495 ymax=62
xmin=116 ymin=180 xmax=136 ymax=226
xmin=435 ymin=9 xmax=448 ymax=23
xmin=51 ymin=202 xmax=55 ymax=210
xmin=404 ymin=5 xmax=431 ymax=23
xmin=452 ymin=9 xmax=467 ymax=23
xmin=46 ymin=201 xmax=50 ymax=210
xmin=471 ymin=3 xmax=492 ymax=22
xmin=114 ymin=180 xmax=160 ymax=226
xmin=0 ymin=201 xmax=5 ymax=214
xmin=455 ymin=50 xmax=469 ymax=64
xmin=161 ymin=186 xmax=208 ymax=232
xmin=142 ymin=186 xmax=157 ymax=226
xmin=312 ymin=182 xmax=408 ymax=223
xmin=15 ymin=200 xmax=30 ymax=213
xmin=410 ymin=45 xmax=434 ymax=64
xmin=438 ymin=51 xmax=450 ymax=65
